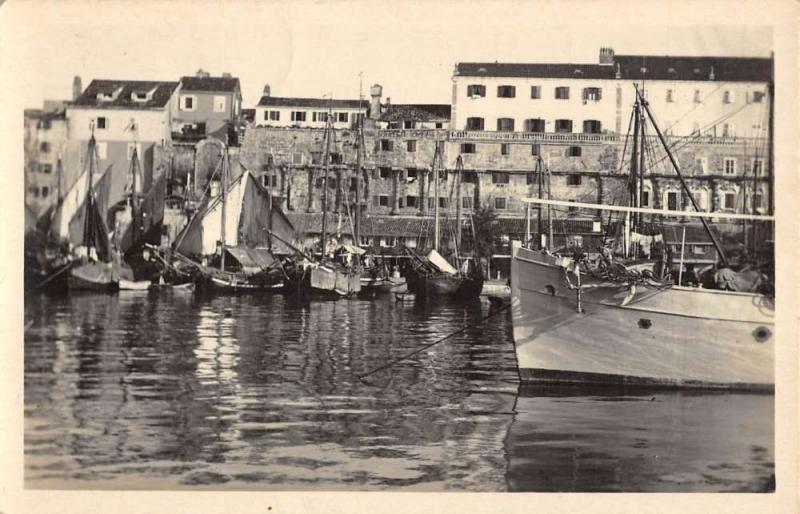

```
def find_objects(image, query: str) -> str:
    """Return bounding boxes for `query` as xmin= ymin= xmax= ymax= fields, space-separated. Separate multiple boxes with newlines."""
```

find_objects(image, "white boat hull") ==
xmin=510 ymin=246 xmax=774 ymax=390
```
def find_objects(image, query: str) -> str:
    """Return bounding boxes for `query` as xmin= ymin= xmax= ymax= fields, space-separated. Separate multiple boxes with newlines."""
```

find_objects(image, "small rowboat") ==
xmin=119 ymin=279 xmax=151 ymax=291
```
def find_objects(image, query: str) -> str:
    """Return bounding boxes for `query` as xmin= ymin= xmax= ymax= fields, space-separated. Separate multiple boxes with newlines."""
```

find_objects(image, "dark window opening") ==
xmin=500 ymin=143 xmax=510 ymax=156
xmin=567 ymin=174 xmax=582 ymax=186
xmin=406 ymin=140 xmax=417 ymax=152
xmin=466 ymin=117 xmax=485 ymax=131
xmin=461 ymin=143 xmax=476 ymax=154
xmin=555 ymin=119 xmax=573 ymax=133
xmin=530 ymin=86 xmax=541 ymax=99
xmin=524 ymin=119 xmax=545 ymax=132
xmin=497 ymin=85 xmax=516 ymax=98
xmin=555 ymin=87 xmax=570 ymax=100
xmin=497 ymin=118 xmax=515 ymax=132
xmin=380 ymin=139 xmax=393 ymax=151
xmin=583 ymin=120 xmax=602 ymax=134
xmin=567 ymin=146 xmax=582 ymax=157
xmin=467 ymin=84 xmax=486 ymax=97
xmin=495 ymin=197 xmax=507 ymax=209
xmin=492 ymin=172 xmax=510 ymax=184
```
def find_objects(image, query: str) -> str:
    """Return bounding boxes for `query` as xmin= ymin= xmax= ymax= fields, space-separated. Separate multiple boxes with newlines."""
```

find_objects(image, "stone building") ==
xmin=24 ymin=100 xmax=70 ymax=217
xmin=174 ymin=71 xmax=243 ymax=144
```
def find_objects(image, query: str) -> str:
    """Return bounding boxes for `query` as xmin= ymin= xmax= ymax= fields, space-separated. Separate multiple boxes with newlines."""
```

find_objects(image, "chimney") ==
xmin=599 ymin=47 xmax=615 ymax=65
xmin=196 ymin=68 xmax=210 ymax=78
xmin=369 ymin=84 xmax=382 ymax=120
xmin=262 ymin=83 xmax=271 ymax=97
xmin=72 ymin=75 xmax=82 ymax=101
xmin=222 ymin=72 xmax=232 ymax=78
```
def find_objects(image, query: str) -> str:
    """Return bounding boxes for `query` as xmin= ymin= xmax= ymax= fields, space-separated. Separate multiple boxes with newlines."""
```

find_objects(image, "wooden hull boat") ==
xmin=510 ymin=245 xmax=774 ymax=391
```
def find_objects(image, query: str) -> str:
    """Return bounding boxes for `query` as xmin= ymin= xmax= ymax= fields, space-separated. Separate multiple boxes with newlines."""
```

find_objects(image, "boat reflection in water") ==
xmin=505 ymin=385 xmax=775 ymax=492
xmin=24 ymin=293 xmax=773 ymax=491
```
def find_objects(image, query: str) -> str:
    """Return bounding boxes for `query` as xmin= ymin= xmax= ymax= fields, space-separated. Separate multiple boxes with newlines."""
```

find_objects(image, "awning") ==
xmin=225 ymin=246 xmax=276 ymax=272
xmin=427 ymin=249 xmax=457 ymax=275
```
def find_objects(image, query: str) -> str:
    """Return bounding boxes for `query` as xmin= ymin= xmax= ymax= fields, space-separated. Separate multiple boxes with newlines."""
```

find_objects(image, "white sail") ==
xmin=199 ymin=171 xmax=247 ymax=255
xmin=51 ymin=169 xmax=105 ymax=242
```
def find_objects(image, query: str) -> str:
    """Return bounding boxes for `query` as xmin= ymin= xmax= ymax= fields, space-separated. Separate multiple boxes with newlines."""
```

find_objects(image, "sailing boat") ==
xmin=509 ymin=85 xmax=774 ymax=390
xmin=284 ymin=107 xmax=362 ymax=297
xmin=172 ymin=143 xmax=294 ymax=292
xmin=113 ymin=143 xmax=167 ymax=290
xmin=404 ymin=146 xmax=484 ymax=300
xmin=67 ymin=135 xmax=118 ymax=291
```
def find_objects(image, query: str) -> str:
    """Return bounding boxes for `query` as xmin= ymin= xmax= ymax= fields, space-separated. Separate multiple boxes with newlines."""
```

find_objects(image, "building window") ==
xmin=722 ymin=123 xmax=735 ymax=138
xmin=567 ymin=146 xmax=582 ymax=157
xmin=40 ymin=163 xmax=53 ymax=174
xmin=406 ymin=195 xmax=418 ymax=208
xmin=269 ymin=110 xmax=280 ymax=121
xmin=96 ymin=117 xmax=108 ymax=130
xmin=338 ymin=112 xmax=349 ymax=123
xmin=566 ymin=174 xmax=582 ymax=186
xmin=39 ymin=142 xmax=50 ymax=152
xmin=693 ymin=90 xmax=702 ymax=103
xmin=582 ymin=87 xmax=601 ymax=101
xmin=312 ymin=111 xmax=327 ymax=122
xmin=724 ymin=158 xmax=737 ymax=175
xmin=496 ymin=118 xmax=515 ymax=132
xmin=531 ymin=144 xmax=540 ymax=156
xmin=406 ymin=168 xmax=418 ymax=179
xmin=667 ymin=191 xmax=679 ymax=211
xmin=180 ymin=96 xmax=195 ymax=111
xmin=380 ymin=139 xmax=393 ymax=151
xmin=497 ymin=85 xmax=516 ymax=98
xmin=213 ymin=95 xmax=226 ymax=113
xmin=695 ymin=157 xmax=707 ymax=175
xmin=641 ymin=190 xmax=650 ymax=207
xmin=752 ymin=159 xmax=764 ymax=176
xmin=461 ymin=143 xmax=476 ymax=154
xmin=582 ymin=120 xmax=602 ymax=134
xmin=666 ymin=89 xmax=674 ymax=103
xmin=379 ymin=167 xmax=392 ymax=179
xmin=406 ymin=140 xmax=417 ymax=152
xmin=37 ymin=119 xmax=52 ymax=130
xmin=723 ymin=90 xmax=735 ymax=104
xmin=466 ymin=117 xmax=485 ymax=131
xmin=500 ymin=143 xmax=510 ymax=156
xmin=291 ymin=111 xmax=306 ymax=122
xmin=692 ymin=245 xmax=706 ymax=255
xmin=724 ymin=192 xmax=736 ymax=210
xmin=41 ymin=186 xmax=49 ymax=198
xmin=435 ymin=122 xmax=443 ymax=129
xmin=462 ymin=197 xmax=473 ymax=209
xmin=438 ymin=197 xmax=448 ymax=209
xmin=530 ymin=86 xmax=541 ymax=99
xmin=467 ymin=84 xmax=486 ymax=97
xmin=555 ymin=119 xmax=573 ymax=133
xmin=379 ymin=195 xmax=389 ymax=207
xmin=95 ymin=141 xmax=107 ymax=159
xmin=463 ymin=171 xmax=478 ymax=184
xmin=752 ymin=193 xmax=763 ymax=210
xmin=494 ymin=197 xmax=507 ymax=209
xmin=555 ymin=86 xmax=570 ymax=100
xmin=524 ymin=118 xmax=545 ymax=132
xmin=752 ymin=91 xmax=765 ymax=103
xmin=492 ymin=172 xmax=510 ymax=184
xmin=403 ymin=120 xmax=414 ymax=129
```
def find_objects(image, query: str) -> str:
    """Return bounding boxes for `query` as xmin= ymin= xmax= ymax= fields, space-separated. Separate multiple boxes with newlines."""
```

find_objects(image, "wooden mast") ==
xmin=220 ymin=146 xmax=227 ymax=271
xmin=433 ymin=140 xmax=440 ymax=252
xmin=83 ymin=131 xmax=97 ymax=251
xmin=354 ymin=114 xmax=363 ymax=246
xmin=455 ymin=155 xmax=463 ymax=258
xmin=320 ymin=103 xmax=332 ymax=258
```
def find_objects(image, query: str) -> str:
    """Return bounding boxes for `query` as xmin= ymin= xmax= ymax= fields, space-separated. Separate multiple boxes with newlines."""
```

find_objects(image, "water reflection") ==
xmin=24 ymin=292 xmax=772 ymax=491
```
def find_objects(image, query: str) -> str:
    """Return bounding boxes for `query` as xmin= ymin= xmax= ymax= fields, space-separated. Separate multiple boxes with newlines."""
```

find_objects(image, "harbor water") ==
xmin=24 ymin=291 xmax=774 ymax=491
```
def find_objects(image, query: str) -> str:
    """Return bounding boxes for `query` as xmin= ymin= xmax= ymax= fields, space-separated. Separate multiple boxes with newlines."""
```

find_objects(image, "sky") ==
xmin=1 ymin=1 xmax=774 ymax=110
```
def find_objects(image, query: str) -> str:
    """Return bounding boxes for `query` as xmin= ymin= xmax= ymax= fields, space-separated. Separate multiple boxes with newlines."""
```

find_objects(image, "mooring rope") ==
xmin=358 ymin=302 xmax=511 ymax=381
xmin=24 ymin=261 xmax=73 ymax=297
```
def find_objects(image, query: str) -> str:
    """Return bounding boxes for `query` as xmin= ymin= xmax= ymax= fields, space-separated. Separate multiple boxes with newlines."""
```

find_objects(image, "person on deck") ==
xmin=681 ymin=263 xmax=699 ymax=287
xmin=714 ymin=266 xmax=739 ymax=291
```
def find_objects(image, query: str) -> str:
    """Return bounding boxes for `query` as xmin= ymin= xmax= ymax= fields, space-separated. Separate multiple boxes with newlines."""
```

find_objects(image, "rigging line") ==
xmin=663 ymin=82 xmax=726 ymax=133
xmin=616 ymin=108 xmax=636 ymax=175
xmin=357 ymin=303 xmax=511 ymax=381
xmin=172 ymin=150 xmax=225 ymax=251
xmin=645 ymin=103 xmax=752 ymax=171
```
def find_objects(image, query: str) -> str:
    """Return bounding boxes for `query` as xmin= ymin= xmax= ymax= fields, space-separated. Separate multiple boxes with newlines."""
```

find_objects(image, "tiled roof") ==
xmin=257 ymin=96 xmax=368 ymax=109
xmin=615 ymin=55 xmax=772 ymax=83
xmin=456 ymin=55 xmax=772 ymax=83
xmin=72 ymin=80 xmax=179 ymax=109
xmin=180 ymin=76 xmax=240 ymax=93
xmin=379 ymin=104 xmax=451 ymax=122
